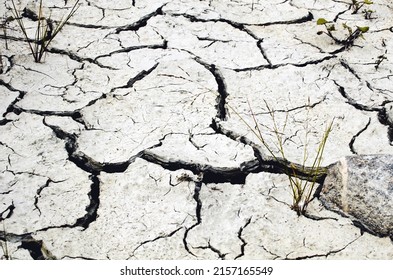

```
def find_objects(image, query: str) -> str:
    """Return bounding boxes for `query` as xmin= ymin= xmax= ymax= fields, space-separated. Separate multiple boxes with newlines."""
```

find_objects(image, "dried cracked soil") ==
xmin=1 ymin=0 xmax=393 ymax=259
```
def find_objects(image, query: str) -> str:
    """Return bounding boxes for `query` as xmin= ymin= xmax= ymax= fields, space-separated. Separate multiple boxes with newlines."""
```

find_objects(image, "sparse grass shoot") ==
xmin=10 ymin=0 xmax=80 ymax=62
xmin=228 ymin=99 xmax=333 ymax=215
xmin=317 ymin=18 xmax=369 ymax=48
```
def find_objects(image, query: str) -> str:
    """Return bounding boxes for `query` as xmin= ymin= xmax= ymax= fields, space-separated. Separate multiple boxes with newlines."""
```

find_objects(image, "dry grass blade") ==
xmin=1 ymin=17 xmax=8 ymax=50
xmin=10 ymin=0 xmax=37 ymax=60
xmin=288 ymin=118 xmax=334 ymax=215
xmin=300 ymin=120 xmax=334 ymax=211
xmin=10 ymin=0 xmax=80 ymax=62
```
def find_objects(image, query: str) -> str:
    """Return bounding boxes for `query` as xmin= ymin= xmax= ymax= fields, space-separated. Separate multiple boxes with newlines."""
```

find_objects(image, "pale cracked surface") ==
xmin=1 ymin=0 xmax=393 ymax=260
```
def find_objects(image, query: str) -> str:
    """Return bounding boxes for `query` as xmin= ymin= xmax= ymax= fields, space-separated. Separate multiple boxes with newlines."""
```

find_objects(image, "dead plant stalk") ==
xmin=10 ymin=0 xmax=79 ymax=63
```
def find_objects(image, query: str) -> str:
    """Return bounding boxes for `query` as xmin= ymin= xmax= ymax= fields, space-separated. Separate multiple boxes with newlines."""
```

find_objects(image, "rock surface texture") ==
xmin=321 ymin=155 xmax=393 ymax=239
xmin=1 ymin=0 xmax=393 ymax=259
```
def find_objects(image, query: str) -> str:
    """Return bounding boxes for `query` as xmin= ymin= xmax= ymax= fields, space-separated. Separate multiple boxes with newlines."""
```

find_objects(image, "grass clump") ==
xmin=229 ymin=100 xmax=333 ymax=215
xmin=10 ymin=0 xmax=80 ymax=62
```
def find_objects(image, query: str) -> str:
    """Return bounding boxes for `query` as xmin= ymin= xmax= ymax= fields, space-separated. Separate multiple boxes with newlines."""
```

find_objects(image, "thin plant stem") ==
xmin=228 ymin=99 xmax=333 ymax=215
xmin=227 ymin=102 xmax=278 ymax=160
xmin=11 ymin=0 xmax=37 ymax=60
xmin=10 ymin=0 xmax=80 ymax=62
xmin=1 ymin=220 xmax=10 ymax=260
xmin=2 ymin=19 xmax=8 ymax=50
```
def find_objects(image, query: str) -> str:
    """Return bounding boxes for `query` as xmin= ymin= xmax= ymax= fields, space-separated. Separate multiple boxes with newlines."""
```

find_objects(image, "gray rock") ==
xmin=320 ymin=155 xmax=393 ymax=238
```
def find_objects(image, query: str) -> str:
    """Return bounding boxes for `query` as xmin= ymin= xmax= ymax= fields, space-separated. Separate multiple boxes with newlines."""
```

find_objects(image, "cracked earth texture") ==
xmin=1 ymin=0 xmax=393 ymax=260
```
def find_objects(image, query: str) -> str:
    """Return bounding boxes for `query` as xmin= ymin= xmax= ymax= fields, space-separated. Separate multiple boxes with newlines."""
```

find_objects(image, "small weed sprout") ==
xmin=10 ymin=0 xmax=80 ymax=62
xmin=362 ymin=8 xmax=375 ymax=19
xmin=351 ymin=0 xmax=373 ymax=14
xmin=228 ymin=100 xmax=333 ymax=215
xmin=317 ymin=18 xmax=369 ymax=48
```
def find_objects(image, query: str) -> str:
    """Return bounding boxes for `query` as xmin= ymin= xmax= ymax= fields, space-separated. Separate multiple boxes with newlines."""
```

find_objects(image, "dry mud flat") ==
xmin=1 ymin=0 xmax=393 ymax=259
